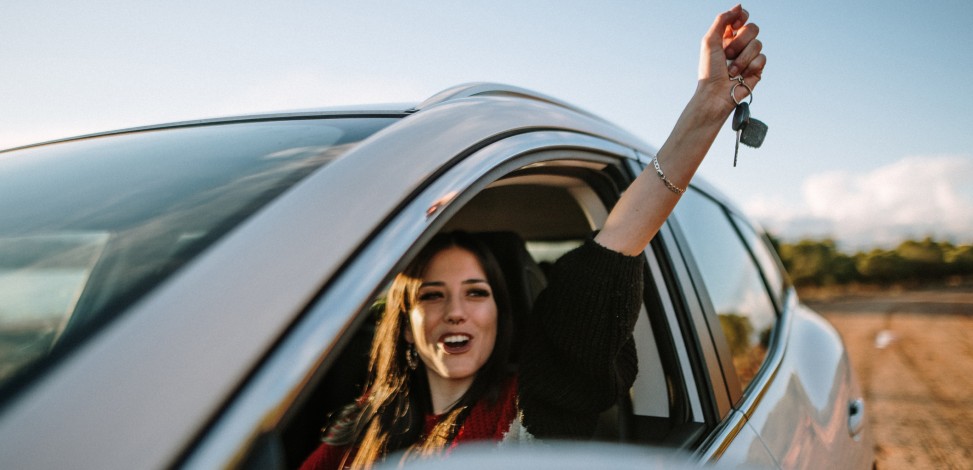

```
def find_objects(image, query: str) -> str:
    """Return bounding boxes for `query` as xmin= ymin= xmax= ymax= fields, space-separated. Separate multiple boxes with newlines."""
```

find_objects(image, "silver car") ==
xmin=0 ymin=83 xmax=874 ymax=469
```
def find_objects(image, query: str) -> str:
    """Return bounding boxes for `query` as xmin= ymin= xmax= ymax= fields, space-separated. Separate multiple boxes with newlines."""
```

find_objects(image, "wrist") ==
xmin=691 ymin=79 xmax=736 ymax=122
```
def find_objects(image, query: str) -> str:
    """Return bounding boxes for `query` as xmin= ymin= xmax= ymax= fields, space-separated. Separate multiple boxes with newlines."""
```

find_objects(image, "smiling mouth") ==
xmin=440 ymin=334 xmax=472 ymax=354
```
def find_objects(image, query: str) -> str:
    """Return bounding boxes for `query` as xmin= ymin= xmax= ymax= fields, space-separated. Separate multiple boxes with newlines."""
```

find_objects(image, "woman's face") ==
xmin=405 ymin=246 xmax=498 ymax=387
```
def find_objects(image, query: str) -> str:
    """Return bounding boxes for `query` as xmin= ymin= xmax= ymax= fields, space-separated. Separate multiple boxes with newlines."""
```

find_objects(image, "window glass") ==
xmin=525 ymin=239 xmax=583 ymax=264
xmin=673 ymin=189 xmax=776 ymax=391
xmin=0 ymin=117 xmax=396 ymax=394
xmin=730 ymin=212 xmax=785 ymax=307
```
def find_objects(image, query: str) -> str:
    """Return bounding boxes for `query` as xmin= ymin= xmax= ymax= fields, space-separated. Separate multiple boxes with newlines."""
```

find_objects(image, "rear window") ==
xmin=0 ymin=117 xmax=396 ymax=395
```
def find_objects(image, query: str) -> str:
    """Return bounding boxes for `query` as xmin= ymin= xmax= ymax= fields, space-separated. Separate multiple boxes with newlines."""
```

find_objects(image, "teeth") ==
xmin=443 ymin=335 xmax=470 ymax=345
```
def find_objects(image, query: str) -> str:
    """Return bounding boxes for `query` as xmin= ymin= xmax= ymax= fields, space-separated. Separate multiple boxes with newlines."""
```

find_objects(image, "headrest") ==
xmin=474 ymin=231 xmax=547 ymax=321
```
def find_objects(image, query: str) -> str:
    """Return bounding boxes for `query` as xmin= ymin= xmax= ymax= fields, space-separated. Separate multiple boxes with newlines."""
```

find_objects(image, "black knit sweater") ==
xmin=518 ymin=236 xmax=644 ymax=439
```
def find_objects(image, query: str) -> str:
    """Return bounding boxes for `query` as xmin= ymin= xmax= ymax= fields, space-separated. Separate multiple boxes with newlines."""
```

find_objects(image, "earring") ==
xmin=406 ymin=344 xmax=419 ymax=370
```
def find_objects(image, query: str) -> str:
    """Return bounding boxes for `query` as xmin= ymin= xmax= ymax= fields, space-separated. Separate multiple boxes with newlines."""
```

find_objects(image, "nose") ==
xmin=443 ymin=298 xmax=467 ymax=325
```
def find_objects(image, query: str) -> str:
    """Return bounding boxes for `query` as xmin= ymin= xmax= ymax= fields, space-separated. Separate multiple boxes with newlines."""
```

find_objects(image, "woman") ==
xmin=303 ymin=4 xmax=766 ymax=468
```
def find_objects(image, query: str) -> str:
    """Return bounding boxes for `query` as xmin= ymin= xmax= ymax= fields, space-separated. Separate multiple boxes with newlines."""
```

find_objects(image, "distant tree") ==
xmin=895 ymin=237 xmax=947 ymax=279
xmin=945 ymin=244 xmax=973 ymax=276
xmin=856 ymin=249 xmax=910 ymax=284
xmin=778 ymin=239 xmax=824 ymax=285
xmin=773 ymin=235 xmax=971 ymax=287
xmin=778 ymin=239 xmax=855 ymax=286
xmin=830 ymin=252 xmax=860 ymax=284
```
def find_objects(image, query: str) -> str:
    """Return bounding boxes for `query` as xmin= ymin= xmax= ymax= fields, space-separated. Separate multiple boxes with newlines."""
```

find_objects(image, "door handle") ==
xmin=848 ymin=398 xmax=865 ymax=437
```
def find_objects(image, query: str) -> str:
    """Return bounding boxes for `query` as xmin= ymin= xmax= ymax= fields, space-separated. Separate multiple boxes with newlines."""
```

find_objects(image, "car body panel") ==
xmin=745 ymin=300 xmax=874 ymax=469
xmin=705 ymin=410 xmax=779 ymax=468
xmin=663 ymin=184 xmax=874 ymax=468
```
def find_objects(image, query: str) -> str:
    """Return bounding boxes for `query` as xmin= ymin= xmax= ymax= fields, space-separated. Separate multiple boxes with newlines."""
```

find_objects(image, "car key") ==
xmin=731 ymin=101 xmax=749 ymax=167
xmin=729 ymin=76 xmax=767 ymax=166
xmin=732 ymin=101 xmax=750 ymax=131
xmin=740 ymin=117 xmax=767 ymax=148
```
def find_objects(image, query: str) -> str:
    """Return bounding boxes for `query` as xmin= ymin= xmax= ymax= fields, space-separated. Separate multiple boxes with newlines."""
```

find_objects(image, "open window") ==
xmin=285 ymin=155 xmax=701 ymax=462
xmin=200 ymin=141 xmax=705 ymax=468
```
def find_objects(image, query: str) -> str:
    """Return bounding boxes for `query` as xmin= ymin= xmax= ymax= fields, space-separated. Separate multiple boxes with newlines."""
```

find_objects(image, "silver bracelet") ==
xmin=652 ymin=157 xmax=685 ymax=195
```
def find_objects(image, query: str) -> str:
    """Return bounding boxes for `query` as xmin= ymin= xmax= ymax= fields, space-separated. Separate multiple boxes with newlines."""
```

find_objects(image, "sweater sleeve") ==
xmin=518 ymin=236 xmax=644 ymax=439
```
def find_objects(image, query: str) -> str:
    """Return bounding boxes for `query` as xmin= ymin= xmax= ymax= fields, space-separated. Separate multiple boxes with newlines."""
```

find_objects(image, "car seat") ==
xmin=473 ymin=231 xmax=547 ymax=324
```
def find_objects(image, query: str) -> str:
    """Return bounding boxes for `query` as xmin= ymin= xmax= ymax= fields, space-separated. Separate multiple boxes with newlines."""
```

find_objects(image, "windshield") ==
xmin=0 ymin=117 xmax=396 ymax=394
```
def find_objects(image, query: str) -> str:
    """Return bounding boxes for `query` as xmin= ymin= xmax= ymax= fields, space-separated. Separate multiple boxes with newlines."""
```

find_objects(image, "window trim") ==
xmin=643 ymin=237 xmax=708 ymax=431
xmin=727 ymin=211 xmax=790 ymax=311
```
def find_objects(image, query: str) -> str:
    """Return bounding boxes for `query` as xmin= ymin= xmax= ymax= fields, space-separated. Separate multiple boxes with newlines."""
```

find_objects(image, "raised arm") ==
xmin=595 ymin=4 xmax=766 ymax=256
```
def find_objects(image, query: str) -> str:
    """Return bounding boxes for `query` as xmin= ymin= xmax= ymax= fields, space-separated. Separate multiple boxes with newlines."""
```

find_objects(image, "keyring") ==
xmin=730 ymin=77 xmax=753 ymax=106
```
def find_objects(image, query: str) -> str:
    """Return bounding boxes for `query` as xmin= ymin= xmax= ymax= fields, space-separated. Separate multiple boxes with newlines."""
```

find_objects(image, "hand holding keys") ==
xmin=730 ymin=76 xmax=767 ymax=167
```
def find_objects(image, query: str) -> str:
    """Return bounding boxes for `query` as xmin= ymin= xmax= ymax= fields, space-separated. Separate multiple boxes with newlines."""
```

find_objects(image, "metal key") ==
xmin=732 ymin=102 xmax=750 ymax=167
xmin=728 ymin=76 xmax=768 ymax=166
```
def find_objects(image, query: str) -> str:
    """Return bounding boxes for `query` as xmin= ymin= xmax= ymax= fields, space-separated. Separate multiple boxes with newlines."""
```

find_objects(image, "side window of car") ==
xmin=195 ymin=143 xmax=696 ymax=468
xmin=273 ymin=153 xmax=696 ymax=464
xmin=672 ymin=188 xmax=777 ymax=393
xmin=730 ymin=212 xmax=786 ymax=309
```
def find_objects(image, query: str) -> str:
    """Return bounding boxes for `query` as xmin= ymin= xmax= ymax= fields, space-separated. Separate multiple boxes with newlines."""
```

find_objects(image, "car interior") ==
xmin=280 ymin=158 xmax=698 ymax=466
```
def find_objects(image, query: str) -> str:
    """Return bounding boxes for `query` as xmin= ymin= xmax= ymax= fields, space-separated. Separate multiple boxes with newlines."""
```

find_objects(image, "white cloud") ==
xmin=747 ymin=155 xmax=973 ymax=248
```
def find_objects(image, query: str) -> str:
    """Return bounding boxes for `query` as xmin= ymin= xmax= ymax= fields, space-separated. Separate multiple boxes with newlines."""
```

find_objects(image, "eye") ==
xmin=418 ymin=290 xmax=444 ymax=302
xmin=467 ymin=288 xmax=491 ymax=298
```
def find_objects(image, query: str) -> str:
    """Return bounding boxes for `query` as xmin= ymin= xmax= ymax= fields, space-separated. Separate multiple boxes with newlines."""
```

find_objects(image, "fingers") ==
xmin=700 ymin=4 xmax=753 ymax=82
xmin=740 ymin=52 xmax=766 ymax=88
xmin=724 ymin=22 xmax=758 ymax=61
xmin=727 ymin=32 xmax=763 ymax=78
xmin=722 ymin=8 xmax=765 ymax=85
xmin=698 ymin=4 xmax=766 ymax=106
xmin=721 ymin=6 xmax=749 ymax=46
xmin=730 ymin=3 xmax=749 ymax=29
xmin=729 ymin=50 xmax=766 ymax=103
xmin=705 ymin=4 xmax=746 ymax=50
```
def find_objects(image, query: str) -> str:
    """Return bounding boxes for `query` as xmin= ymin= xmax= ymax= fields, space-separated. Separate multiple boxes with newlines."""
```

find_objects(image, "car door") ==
xmin=667 ymin=185 xmax=872 ymax=468
xmin=727 ymin=212 xmax=874 ymax=469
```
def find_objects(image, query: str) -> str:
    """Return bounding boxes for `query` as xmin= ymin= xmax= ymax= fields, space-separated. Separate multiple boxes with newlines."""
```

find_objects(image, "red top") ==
xmin=300 ymin=376 xmax=520 ymax=470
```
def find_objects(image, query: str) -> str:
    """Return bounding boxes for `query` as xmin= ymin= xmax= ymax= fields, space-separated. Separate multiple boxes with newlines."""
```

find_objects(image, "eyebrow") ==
xmin=419 ymin=279 xmax=489 ymax=288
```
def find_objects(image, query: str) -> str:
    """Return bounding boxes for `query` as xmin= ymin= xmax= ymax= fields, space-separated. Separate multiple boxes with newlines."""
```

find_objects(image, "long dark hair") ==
xmin=341 ymin=231 xmax=514 ymax=468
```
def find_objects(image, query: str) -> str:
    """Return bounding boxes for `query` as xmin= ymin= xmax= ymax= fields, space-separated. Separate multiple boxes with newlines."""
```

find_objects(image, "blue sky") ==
xmin=2 ymin=1 xmax=971 ymax=248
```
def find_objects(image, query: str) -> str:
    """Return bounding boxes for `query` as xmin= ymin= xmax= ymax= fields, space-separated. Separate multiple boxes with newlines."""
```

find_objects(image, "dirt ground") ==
xmin=804 ymin=283 xmax=973 ymax=469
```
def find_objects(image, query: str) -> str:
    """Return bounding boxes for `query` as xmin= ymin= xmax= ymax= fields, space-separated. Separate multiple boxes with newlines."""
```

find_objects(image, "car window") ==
xmin=0 ymin=117 xmax=396 ymax=394
xmin=271 ymin=154 xmax=693 ymax=466
xmin=730 ymin=212 xmax=786 ymax=308
xmin=672 ymin=188 xmax=777 ymax=392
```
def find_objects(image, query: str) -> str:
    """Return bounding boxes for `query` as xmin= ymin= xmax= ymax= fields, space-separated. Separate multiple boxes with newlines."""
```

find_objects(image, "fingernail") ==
xmin=729 ymin=65 xmax=739 ymax=76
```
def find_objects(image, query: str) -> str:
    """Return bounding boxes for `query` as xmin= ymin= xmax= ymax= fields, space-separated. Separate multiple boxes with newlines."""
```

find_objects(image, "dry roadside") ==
xmin=804 ymin=284 xmax=973 ymax=469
